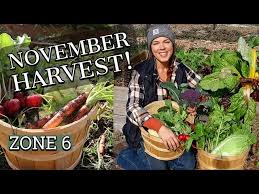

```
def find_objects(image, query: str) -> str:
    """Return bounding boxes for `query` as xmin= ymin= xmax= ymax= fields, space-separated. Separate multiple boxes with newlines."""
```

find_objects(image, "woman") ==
xmin=117 ymin=24 xmax=201 ymax=170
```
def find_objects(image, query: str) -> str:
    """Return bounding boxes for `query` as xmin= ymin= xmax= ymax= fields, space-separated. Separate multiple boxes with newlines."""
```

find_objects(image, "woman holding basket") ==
xmin=117 ymin=24 xmax=201 ymax=170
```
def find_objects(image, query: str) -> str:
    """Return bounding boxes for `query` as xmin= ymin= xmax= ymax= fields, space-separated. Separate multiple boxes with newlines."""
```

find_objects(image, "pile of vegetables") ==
xmin=151 ymin=36 xmax=258 ymax=156
xmin=186 ymin=36 xmax=259 ymax=157
xmin=0 ymin=32 xmax=114 ymax=129
xmin=152 ymin=101 xmax=192 ymax=137
xmin=0 ymin=80 xmax=113 ymax=129
xmin=148 ymin=82 xmax=210 ymax=150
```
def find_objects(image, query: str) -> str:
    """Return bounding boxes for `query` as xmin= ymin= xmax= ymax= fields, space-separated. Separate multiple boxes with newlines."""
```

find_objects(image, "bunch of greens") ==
xmin=206 ymin=49 xmax=242 ymax=73
xmin=178 ymin=36 xmax=258 ymax=155
xmin=200 ymin=36 xmax=258 ymax=95
xmin=151 ymin=100 xmax=193 ymax=150
xmin=176 ymin=48 xmax=208 ymax=72
xmin=152 ymin=100 xmax=192 ymax=136
xmin=188 ymin=97 xmax=256 ymax=155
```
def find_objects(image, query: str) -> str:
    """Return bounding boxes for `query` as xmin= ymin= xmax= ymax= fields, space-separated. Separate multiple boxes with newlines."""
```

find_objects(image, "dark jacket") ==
xmin=122 ymin=58 xmax=188 ymax=149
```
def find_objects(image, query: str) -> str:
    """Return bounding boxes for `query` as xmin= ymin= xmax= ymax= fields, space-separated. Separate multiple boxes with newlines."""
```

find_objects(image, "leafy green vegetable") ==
xmin=227 ymin=88 xmax=256 ymax=123
xmin=207 ymin=49 xmax=241 ymax=72
xmin=152 ymin=101 xmax=191 ymax=137
xmin=248 ymin=36 xmax=259 ymax=48
xmin=160 ymin=81 xmax=181 ymax=103
xmin=244 ymin=98 xmax=256 ymax=125
xmin=0 ymin=33 xmax=14 ymax=49
xmin=211 ymin=134 xmax=254 ymax=157
xmin=227 ymin=88 xmax=247 ymax=121
xmin=240 ymin=60 xmax=249 ymax=78
xmin=199 ymin=66 xmax=241 ymax=92
xmin=176 ymin=48 xmax=208 ymax=71
xmin=86 ymin=81 xmax=113 ymax=107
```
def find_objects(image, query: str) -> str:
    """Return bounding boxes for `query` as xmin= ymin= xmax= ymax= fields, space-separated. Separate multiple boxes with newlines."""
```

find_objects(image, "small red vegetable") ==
xmin=178 ymin=134 xmax=190 ymax=141
xmin=26 ymin=95 xmax=42 ymax=108
xmin=14 ymin=92 xmax=26 ymax=108
xmin=4 ymin=99 xmax=21 ymax=117
xmin=14 ymin=92 xmax=25 ymax=99
xmin=178 ymin=134 xmax=186 ymax=141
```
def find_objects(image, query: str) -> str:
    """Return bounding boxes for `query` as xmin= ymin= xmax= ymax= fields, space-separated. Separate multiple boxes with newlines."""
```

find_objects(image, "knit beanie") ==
xmin=147 ymin=24 xmax=175 ymax=49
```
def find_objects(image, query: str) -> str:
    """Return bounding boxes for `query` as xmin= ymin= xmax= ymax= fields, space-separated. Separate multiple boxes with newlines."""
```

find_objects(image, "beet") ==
xmin=4 ymin=99 xmax=21 ymax=117
xmin=26 ymin=95 xmax=42 ymax=108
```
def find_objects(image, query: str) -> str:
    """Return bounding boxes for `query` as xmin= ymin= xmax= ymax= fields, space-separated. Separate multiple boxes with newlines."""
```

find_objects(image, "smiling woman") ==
xmin=116 ymin=24 xmax=201 ymax=170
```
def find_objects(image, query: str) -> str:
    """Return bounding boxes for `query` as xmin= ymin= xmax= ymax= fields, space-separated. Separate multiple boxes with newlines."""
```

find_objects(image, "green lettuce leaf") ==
xmin=211 ymin=134 xmax=253 ymax=157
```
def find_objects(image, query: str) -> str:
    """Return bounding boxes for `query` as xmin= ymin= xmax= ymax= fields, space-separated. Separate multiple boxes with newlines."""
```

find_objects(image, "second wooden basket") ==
xmin=139 ymin=100 xmax=185 ymax=161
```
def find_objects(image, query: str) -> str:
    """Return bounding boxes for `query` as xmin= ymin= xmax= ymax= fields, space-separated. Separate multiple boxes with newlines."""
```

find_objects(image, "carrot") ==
xmin=98 ymin=134 xmax=106 ymax=156
xmin=26 ymin=112 xmax=57 ymax=129
xmin=42 ymin=93 xmax=88 ymax=129
xmin=73 ymin=104 xmax=91 ymax=121
xmin=37 ymin=112 xmax=57 ymax=128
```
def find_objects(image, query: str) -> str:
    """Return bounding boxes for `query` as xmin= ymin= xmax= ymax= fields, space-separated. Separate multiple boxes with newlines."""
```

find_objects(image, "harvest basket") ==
xmin=196 ymin=102 xmax=259 ymax=170
xmin=0 ymin=104 xmax=100 ymax=170
xmin=197 ymin=149 xmax=249 ymax=170
xmin=139 ymin=100 xmax=185 ymax=161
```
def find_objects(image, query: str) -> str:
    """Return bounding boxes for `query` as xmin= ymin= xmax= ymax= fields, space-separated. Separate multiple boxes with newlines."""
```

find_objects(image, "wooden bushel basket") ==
xmin=0 ymin=104 xmax=100 ymax=170
xmin=139 ymin=100 xmax=185 ymax=161
xmin=197 ymin=102 xmax=259 ymax=170
xmin=197 ymin=149 xmax=249 ymax=170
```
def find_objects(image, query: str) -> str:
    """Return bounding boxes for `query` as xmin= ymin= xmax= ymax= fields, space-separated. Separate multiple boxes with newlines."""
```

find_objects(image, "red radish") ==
xmin=178 ymin=134 xmax=186 ymax=141
xmin=14 ymin=92 xmax=25 ymax=99
xmin=0 ymin=105 xmax=6 ymax=118
xmin=26 ymin=95 xmax=42 ymax=108
xmin=178 ymin=134 xmax=190 ymax=141
xmin=4 ymin=99 xmax=21 ymax=117
xmin=14 ymin=92 xmax=26 ymax=108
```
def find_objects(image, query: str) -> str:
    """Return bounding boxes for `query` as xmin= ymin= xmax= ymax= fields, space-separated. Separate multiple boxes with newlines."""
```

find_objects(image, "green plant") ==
xmin=176 ymin=48 xmax=208 ymax=72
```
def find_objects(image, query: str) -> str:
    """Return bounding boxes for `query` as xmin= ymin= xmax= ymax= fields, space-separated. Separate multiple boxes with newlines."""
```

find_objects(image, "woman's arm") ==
xmin=126 ymin=70 xmax=163 ymax=131
xmin=126 ymin=70 xmax=153 ymax=126
xmin=126 ymin=70 xmax=180 ymax=150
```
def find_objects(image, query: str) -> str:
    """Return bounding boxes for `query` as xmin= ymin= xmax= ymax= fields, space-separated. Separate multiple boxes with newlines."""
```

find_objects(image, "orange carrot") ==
xmin=26 ymin=112 xmax=58 ymax=129
xmin=73 ymin=104 xmax=91 ymax=121
xmin=42 ymin=93 xmax=88 ymax=129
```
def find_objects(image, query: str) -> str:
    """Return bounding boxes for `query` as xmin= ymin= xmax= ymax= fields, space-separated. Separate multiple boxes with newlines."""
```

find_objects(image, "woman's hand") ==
xmin=158 ymin=125 xmax=180 ymax=150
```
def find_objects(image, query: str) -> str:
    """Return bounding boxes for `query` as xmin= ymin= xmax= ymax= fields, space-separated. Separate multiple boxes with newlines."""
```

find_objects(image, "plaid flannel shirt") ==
xmin=126 ymin=60 xmax=201 ymax=127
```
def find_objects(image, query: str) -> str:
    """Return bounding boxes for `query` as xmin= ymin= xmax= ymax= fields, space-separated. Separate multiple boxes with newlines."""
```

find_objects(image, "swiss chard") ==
xmin=199 ymin=66 xmax=241 ymax=92
xmin=206 ymin=49 xmax=241 ymax=72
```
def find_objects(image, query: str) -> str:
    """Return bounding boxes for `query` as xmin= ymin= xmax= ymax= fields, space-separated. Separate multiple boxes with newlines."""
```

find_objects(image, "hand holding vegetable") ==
xmin=158 ymin=125 xmax=180 ymax=151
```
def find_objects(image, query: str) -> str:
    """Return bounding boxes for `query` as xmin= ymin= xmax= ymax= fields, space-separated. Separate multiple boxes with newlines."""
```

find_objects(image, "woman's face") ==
xmin=151 ymin=37 xmax=173 ymax=64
